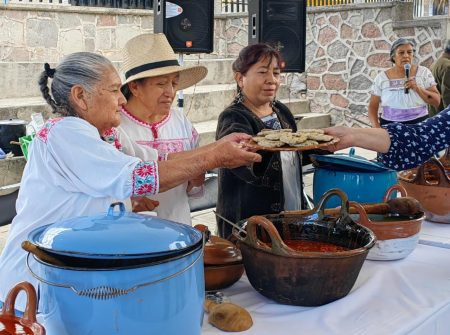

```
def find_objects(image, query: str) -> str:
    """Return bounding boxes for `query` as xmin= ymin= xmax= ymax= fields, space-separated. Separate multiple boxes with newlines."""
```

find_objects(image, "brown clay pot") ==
xmin=195 ymin=225 xmax=244 ymax=291
xmin=0 ymin=282 xmax=45 ymax=335
xmin=398 ymin=157 xmax=450 ymax=224
xmin=236 ymin=189 xmax=376 ymax=307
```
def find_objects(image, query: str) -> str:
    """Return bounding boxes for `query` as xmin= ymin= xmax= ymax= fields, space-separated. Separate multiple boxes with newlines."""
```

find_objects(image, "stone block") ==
xmin=296 ymin=113 xmax=331 ymax=129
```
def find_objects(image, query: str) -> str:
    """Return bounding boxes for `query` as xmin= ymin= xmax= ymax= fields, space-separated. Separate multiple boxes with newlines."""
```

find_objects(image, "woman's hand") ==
xmin=213 ymin=134 xmax=262 ymax=168
xmin=323 ymin=126 xmax=355 ymax=152
xmin=131 ymin=197 xmax=159 ymax=212
xmin=404 ymin=77 xmax=419 ymax=92
xmin=217 ymin=132 xmax=253 ymax=145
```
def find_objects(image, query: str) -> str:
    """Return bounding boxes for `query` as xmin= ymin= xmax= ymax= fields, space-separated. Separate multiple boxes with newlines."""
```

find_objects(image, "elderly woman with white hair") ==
xmin=368 ymin=38 xmax=440 ymax=127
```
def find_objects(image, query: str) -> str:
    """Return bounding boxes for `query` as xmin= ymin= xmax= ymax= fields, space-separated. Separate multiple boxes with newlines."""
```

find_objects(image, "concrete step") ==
xmin=183 ymin=84 xmax=309 ymax=123
xmin=0 ymin=84 xmax=309 ymax=124
xmin=0 ymin=96 xmax=52 ymax=121
xmin=0 ymin=59 xmax=237 ymax=99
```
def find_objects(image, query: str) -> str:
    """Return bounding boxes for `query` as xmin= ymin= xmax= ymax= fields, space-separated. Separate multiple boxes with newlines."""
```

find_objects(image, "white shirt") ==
xmin=371 ymin=65 xmax=436 ymax=121
xmin=0 ymin=117 xmax=159 ymax=310
xmin=117 ymin=107 xmax=200 ymax=225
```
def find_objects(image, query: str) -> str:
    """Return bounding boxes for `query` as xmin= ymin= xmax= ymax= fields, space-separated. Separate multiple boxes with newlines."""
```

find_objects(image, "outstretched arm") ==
xmin=324 ymin=126 xmax=391 ymax=153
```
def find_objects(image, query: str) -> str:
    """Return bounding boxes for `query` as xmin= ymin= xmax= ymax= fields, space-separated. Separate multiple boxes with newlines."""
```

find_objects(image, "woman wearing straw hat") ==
xmin=118 ymin=33 xmax=208 ymax=225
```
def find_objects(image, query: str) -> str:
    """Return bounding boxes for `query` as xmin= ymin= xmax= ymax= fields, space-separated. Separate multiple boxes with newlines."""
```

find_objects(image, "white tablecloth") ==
xmin=419 ymin=220 xmax=450 ymax=249
xmin=202 ymin=244 xmax=450 ymax=335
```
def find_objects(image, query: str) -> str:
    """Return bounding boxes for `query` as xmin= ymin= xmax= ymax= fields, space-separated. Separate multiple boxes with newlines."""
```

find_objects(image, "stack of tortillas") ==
xmin=251 ymin=128 xmax=334 ymax=148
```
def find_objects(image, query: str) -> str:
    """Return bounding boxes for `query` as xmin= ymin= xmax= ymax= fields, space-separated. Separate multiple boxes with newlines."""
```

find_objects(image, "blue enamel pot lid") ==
xmin=27 ymin=202 xmax=203 ymax=259
xmin=310 ymin=148 xmax=391 ymax=172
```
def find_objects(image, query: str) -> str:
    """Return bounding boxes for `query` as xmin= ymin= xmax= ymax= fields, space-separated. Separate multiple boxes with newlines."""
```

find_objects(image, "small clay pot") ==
xmin=398 ymin=157 xmax=450 ymax=224
xmin=350 ymin=185 xmax=424 ymax=261
xmin=0 ymin=282 xmax=45 ymax=335
xmin=195 ymin=225 xmax=244 ymax=291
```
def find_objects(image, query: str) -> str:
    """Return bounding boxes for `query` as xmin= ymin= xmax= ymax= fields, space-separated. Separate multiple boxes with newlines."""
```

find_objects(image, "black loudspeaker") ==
xmin=154 ymin=0 xmax=214 ymax=54
xmin=248 ymin=0 xmax=306 ymax=72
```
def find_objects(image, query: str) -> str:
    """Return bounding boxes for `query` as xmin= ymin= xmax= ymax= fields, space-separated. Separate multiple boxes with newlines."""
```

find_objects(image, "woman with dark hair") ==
xmin=215 ymin=43 xmax=305 ymax=239
xmin=368 ymin=38 xmax=440 ymax=127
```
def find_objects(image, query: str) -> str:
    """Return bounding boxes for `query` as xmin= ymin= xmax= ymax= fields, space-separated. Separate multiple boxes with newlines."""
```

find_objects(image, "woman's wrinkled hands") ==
xmin=214 ymin=132 xmax=262 ymax=168
xmin=131 ymin=197 xmax=159 ymax=213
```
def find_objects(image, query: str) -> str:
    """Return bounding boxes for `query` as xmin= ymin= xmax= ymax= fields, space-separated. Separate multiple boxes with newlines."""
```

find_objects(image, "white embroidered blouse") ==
xmin=0 ymin=117 xmax=159 ymax=310
xmin=371 ymin=65 xmax=437 ymax=122
xmin=117 ymin=107 xmax=200 ymax=225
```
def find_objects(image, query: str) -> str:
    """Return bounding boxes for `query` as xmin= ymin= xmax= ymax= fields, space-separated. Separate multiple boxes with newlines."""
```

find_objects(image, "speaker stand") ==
xmin=177 ymin=53 xmax=184 ymax=112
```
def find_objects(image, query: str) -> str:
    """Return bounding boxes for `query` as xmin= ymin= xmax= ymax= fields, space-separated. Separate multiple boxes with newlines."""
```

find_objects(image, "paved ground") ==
xmin=0 ymin=148 xmax=377 ymax=250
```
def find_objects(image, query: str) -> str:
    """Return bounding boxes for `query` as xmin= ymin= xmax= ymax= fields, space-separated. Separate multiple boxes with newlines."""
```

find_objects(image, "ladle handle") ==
xmin=22 ymin=241 xmax=66 ymax=267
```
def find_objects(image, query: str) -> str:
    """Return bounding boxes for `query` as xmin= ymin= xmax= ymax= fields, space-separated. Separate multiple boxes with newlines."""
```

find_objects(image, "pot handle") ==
xmin=25 ymin=239 xmax=204 ymax=300
xmin=413 ymin=158 xmax=450 ymax=187
xmin=314 ymin=189 xmax=350 ymax=221
xmin=244 ymin=216 xmax=293 ymax=256
xmin=383 ymin=184 xmax=407 ymax=202
xmin=348 ymin=201 xmax=373 ymax=226
xmin=107 ymin=202 xmax=126 ymax=218
xmin=1 ymin=281 xmax=45 ymax=332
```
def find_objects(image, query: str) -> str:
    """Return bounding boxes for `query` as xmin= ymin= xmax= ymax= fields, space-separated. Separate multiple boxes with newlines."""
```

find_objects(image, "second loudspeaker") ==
xmin=154 ymin=0 xmax=214 ymax=53
xmin=248 ymin=0 xmax=307 ymax=72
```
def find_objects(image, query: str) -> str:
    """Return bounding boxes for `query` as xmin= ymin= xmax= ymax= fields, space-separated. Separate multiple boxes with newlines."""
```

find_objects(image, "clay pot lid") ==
xmin=195 ymin=225 xmax=242 ymax=266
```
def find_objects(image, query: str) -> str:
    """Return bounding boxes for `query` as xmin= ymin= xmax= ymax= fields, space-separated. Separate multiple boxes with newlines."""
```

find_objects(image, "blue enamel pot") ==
xmin=312 ymin=149 xmax=398 ymax=208
xmin=25 ymin=203 xmax=204 ymax=335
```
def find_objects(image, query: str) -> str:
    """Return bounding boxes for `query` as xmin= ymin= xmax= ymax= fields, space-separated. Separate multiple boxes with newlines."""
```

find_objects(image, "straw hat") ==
xmin=121 ymin=33 xmax=207 ymax=90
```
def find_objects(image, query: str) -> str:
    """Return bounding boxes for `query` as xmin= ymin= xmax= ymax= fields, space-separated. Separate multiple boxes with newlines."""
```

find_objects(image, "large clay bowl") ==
xmin=236 ymin=189 xmax=375 ymax=307
xmin=398 ymin=158 xmax=450 ymax=224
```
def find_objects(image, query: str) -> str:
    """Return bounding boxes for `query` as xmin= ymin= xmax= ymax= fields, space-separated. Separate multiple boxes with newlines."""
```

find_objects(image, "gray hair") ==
xmin=444 ymin=39 xmax=450 ymax=53
xmin=390 ymin=38 xmax=416 ymax=63
xmin=39 ymin=52 xmax=114 ymax=117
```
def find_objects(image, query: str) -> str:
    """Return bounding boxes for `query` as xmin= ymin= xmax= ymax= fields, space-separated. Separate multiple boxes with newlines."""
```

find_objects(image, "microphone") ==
xmin=404 ymin=63 xmax=411 ymax=94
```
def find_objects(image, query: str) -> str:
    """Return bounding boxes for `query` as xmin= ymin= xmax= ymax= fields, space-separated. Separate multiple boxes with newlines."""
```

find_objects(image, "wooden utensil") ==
xmin=285 ymin=197 xmax=422 ymax=217
xmin=204 ymin=299 xmax=253 ymax=332
xmin=21 ymin=241 xmax=66 ymax=267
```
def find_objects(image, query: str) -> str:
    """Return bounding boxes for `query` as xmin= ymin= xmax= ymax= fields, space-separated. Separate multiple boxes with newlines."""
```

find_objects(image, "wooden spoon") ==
xmin=286 ymin=197 xmax=422 ymax=217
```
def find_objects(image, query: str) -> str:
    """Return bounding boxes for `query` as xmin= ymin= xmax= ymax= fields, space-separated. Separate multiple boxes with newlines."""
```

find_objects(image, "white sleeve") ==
xmin=371 ymin=73 xmax=383 ymax=97
xmin=116 ymin=126 xmax=160 ymax=161
xmin=44 ymin=119 xmax=159 ymax=199
xmin=420 ymin=66 xmax=437 ymax=89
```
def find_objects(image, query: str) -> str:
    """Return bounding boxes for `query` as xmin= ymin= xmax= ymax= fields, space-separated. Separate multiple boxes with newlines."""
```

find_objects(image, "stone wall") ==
xmin=214 ymin=3 xmax=450 ymax=125
xmin=1 ymin=2 xmax=449 ymax=125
